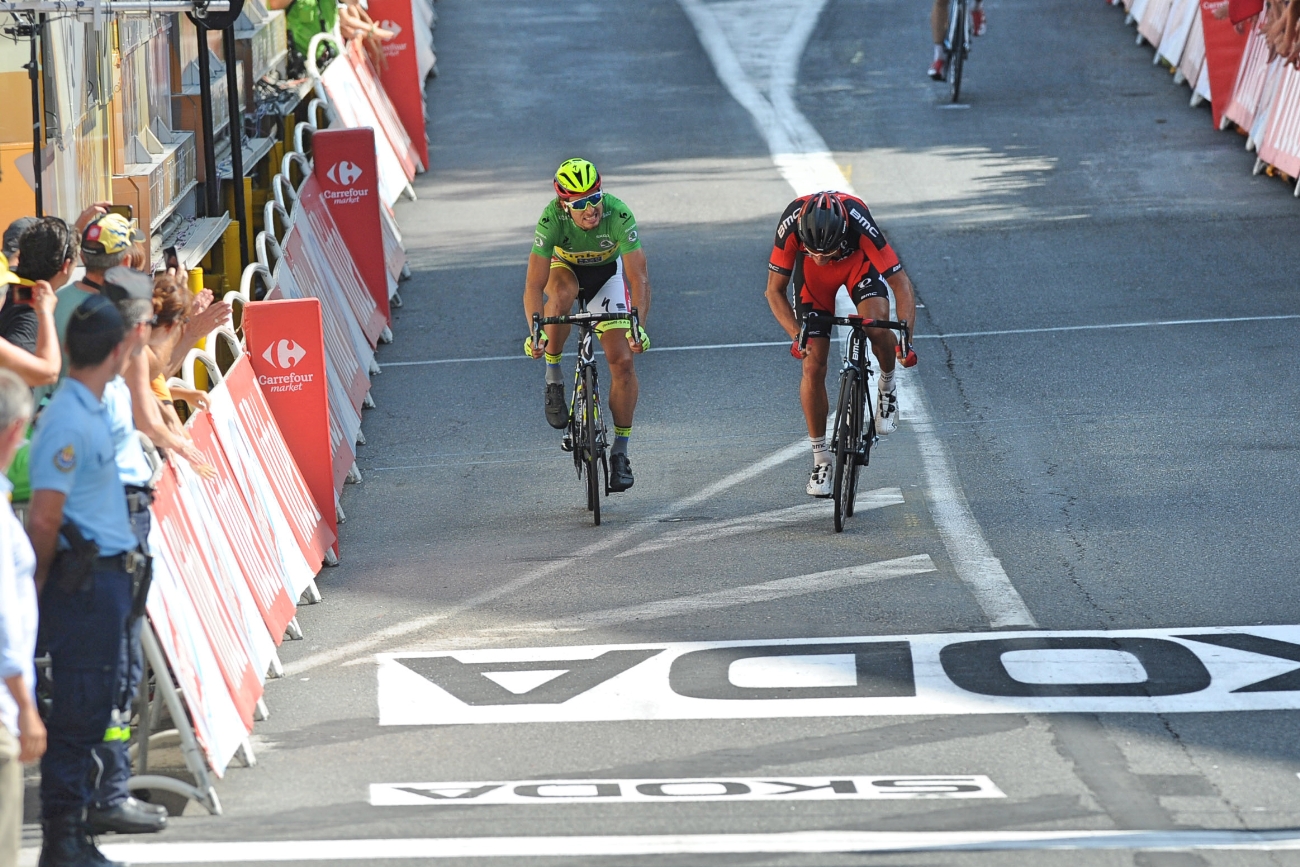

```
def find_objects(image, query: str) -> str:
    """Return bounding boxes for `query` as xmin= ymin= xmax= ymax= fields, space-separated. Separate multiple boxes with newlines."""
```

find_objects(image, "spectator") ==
xmin=26 ymin=295 xmax=141 ymax=867
xmin=0 ymin=269 xmax=59 ymax=388
xmin=2 ymin=217 xmax=38 ymax=268
xmin=146 ymin=274 xmax=210 ymax=436
xmin=269 ymin=0 xmax=339 ymax=76
xmin=0 ymin=367 xmax=44 ymax=867
xmin=0 ymin=217 xmax=75 ymax=385
xmin=87 ymin=267 xmax=171 ymax=836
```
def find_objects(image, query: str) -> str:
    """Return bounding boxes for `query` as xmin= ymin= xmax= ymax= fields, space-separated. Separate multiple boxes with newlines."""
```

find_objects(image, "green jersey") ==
xmin=531 ymin=194 xmax=642 ymax=267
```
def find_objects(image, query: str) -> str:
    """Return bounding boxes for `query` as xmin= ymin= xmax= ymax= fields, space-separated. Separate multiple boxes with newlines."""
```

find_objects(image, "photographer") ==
xmin=0 ymin=217 xmax=68 ymax=388
xmin=26 ymin=295 xmax=141 ymax=867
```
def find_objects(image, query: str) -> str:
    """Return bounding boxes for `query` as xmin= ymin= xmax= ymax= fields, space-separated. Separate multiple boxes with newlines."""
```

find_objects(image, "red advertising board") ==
xmin=240 ymin=305 xmax=340 ymax=554
xmin=279 ymin=220 xmax=373 ymax=410
xmin=1201 ymin=0 xmax=1250 ymax=128
xmin=312 ymin=128 xmax=392 ymax=324
xmin=346 ymin=38 xmax=420 ymax=180
xmin=186 ymin=414 xmax=298 ymax=643
xmin=366 ymin=0 xmax=429 ymax=169
xmin=152 ymin=467 xmax=263 ymax=729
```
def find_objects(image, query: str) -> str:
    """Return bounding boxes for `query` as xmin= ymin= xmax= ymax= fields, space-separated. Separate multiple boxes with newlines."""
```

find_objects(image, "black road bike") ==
xmin=532 ymin=306 xmax=641 ymax=526
xmin=799 ymin=314 xmax=911 ymax=533
xmin=944 ymin=0 xmax=973 ymax=103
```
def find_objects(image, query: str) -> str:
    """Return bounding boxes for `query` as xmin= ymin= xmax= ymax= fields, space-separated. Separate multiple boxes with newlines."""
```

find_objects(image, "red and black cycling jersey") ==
xmin=768 ymin=192 xmax=901 ymax=279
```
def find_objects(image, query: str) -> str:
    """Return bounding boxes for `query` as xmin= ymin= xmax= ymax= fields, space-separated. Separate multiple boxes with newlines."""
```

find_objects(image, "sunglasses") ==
xmin=562 ymin=191 xmax=604 ymax=212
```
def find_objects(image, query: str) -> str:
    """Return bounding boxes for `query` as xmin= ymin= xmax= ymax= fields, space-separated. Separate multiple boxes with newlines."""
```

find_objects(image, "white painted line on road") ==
xmin=617 ymin=488 xmax=904 ymax=557
xmin=533 ymin=555 xmax=936 ymax=632
xmin=285 ymin=438 xmax=811 ymax=676
xmin=928 ymin=313 xmax=1300 ymax=340
xmin=377 ymin=625 xmax=1300 ymax=725
xmin=380 ymin=314 xmax=1300 ymax=368
xmin=682 ymin=0 xmax=1033 ymax=627
xmin=370 ymin=775 xmax=1004 ymax=805
xmin=369 ymin=555 xmax=935 ymax=654
xmin=34 ymin=828 xmax=1300 ymax=863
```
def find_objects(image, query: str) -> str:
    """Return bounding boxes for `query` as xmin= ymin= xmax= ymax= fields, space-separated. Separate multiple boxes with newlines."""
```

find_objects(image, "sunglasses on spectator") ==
xmin=563 ymin=191 xmax=603 ymax=212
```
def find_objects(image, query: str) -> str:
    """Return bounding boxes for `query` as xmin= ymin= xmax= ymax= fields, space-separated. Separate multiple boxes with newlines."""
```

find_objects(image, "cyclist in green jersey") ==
xmin=523 ymin=158 xmax=652 ymax=493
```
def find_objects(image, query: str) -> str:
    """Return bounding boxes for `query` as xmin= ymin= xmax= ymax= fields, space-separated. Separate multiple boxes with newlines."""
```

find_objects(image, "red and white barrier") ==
xmin=1223 ymin=26 xmax=1272 ymax=132
xmin=1200 ymin=0 xmax=1248 ymax=127
xmin=312 ymin=33 xmax=415 ymax=205
xmin=367 ymin=0 xmax=430 ymax=170
xmin=1257 ymin=64 xmax=1300 ymax=182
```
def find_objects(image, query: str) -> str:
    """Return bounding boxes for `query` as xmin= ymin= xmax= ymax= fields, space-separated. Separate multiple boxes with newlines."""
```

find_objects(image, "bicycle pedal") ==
xmin=560 ymin=434 xmax=574 ymax=452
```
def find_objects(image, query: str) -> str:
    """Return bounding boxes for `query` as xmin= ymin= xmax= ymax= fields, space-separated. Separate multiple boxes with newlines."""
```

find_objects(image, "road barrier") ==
xmin=122 ymin=1 xmax=431 ymax=816
xmin=1106 ymin=0 xmax=1300 ymax=194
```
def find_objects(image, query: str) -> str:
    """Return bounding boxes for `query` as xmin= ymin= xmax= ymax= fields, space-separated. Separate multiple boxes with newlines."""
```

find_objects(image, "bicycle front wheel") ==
xmin=832 ymin=368 xmax=858 ymax=533
xmin=583 ymin=365 xmax=601 ymax=526
xmin=948 ymin=0 xmax=966 ymax=102
xmin=845 ymin=374 xmax=865 ymax=517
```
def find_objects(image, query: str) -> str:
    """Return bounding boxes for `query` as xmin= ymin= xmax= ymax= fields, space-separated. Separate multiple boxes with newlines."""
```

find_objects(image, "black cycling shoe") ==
xmin=544 ymin=382 xmax=568 ymax=429
xmin=608 ymin=453 xmax=634 ymax=492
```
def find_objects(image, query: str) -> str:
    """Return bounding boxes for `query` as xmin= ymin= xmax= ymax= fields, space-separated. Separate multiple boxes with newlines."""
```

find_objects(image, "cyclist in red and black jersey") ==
xmin=765 ymin=191 xmax=918 ymax=498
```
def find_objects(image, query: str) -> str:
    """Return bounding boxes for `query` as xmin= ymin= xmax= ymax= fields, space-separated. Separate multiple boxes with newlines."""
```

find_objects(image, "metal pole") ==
xmin=196 ymin=23 xmax=219 ymax=216
xmin=221 ymin=25 xmax=248 ymax=265
xmin=25 ymin=15 xmax=42 ymax=216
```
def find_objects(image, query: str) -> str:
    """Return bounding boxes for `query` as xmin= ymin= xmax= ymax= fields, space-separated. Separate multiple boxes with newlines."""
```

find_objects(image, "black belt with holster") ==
xmin=52 ymin=523 xmax=153 ymax=618
xmin=124 ymin=485 xmax=154 ymax=515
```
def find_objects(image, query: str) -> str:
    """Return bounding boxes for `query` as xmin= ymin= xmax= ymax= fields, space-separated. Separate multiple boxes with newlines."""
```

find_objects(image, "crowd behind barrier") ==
xmin=0 ymin=0 xmax=438 ymax=858
xmin=1109 ymin=0 xmax=1300 ymax=192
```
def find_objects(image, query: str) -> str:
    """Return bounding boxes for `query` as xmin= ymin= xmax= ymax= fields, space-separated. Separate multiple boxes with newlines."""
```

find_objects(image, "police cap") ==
xmin=100 ymin=266 xmax=154 ymax=303
xmin=66 ymin=295 xmax=127 ymax=369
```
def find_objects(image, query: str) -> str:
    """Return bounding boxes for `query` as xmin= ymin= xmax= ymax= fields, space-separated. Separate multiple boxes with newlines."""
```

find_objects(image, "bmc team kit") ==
xmin=799 ymin=314 xmax=913 ymax=533
xmin=532 ymin=306 xmax=642 ymax=526
xmin=944 ymin=0 xmax=973 ymax=102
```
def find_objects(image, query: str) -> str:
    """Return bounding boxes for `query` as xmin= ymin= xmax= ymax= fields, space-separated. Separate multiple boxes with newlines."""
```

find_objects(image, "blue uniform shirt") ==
xmin=29 ymin=378 xmax=137 ymax=556
xmin=102 ymin=376 xmax=152 ymax=488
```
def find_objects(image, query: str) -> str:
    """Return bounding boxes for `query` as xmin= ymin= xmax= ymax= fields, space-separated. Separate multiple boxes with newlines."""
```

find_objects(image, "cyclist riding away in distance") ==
xmin=930 ymin=0 xmax=985 ymax=80
xmin=523 ymin=158 xmax=652 ymax=493
xmin=765 ymin=191 xmax=918 ymax=498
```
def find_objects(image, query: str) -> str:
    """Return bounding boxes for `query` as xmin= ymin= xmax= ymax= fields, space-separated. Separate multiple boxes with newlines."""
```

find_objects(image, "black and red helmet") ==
xmin=796 ymin=192 xmax=849 ymax=255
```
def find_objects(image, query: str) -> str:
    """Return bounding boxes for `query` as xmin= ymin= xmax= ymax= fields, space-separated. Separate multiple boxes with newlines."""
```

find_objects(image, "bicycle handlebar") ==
xmin=531 ymin=308 xmax=643 ymax=354
xmin=797 ymin=315 xmax=912 ymax=356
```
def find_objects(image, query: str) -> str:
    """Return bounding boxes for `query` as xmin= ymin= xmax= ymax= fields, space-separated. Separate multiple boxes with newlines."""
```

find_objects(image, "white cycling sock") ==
xmin=811 ymin=435 xmax=831 ymax=465
xmin=933 ymin=43 xmax=944 ymax=62
xmin=879 ymin=368 xmax=896 ymax=396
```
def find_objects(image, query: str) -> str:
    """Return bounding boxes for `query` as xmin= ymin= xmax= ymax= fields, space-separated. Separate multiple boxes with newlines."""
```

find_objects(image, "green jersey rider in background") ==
xmin=523 ymin=159 xmax=652 ymax=493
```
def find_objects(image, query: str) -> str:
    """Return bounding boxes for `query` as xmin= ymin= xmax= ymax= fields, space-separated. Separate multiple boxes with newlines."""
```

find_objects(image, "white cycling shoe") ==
xmin=876 ymin=389 xmax=899 ymax=435
xmin=806 ymin=463 xmax=832 ymax=497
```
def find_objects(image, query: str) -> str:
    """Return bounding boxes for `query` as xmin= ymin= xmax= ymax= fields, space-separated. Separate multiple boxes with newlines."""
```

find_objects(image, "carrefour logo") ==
xmin=262 ymin=339 xmax=307 ymax=369
xmin=327 ymin=161 xmax=363 ymax=187
xmin=379 ymin=19 xmax=402 ymax=36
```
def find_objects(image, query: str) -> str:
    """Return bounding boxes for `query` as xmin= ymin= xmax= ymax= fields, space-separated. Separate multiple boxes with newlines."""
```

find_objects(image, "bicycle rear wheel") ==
xmin=948 ymin=0 xmax=965 ymax=102
xmin=583 ymin=365 xmax=601 ymax=525
xmin=832 ymin=368 xmax=858 ymax=533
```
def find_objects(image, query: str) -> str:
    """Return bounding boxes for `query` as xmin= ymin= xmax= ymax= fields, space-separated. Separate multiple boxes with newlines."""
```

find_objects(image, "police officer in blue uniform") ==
xmin=27 ymin=295 xmax=141 ymax=867
xmin=85 ymin=267 xmax=167 ymax=836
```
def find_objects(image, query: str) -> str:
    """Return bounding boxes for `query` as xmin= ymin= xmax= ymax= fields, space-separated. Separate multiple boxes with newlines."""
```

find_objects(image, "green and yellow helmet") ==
xmin=553 ymin=158 xmax=601 ymax=197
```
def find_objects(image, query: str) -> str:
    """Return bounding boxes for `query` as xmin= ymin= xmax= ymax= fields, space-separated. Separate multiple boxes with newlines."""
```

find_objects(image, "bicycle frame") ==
xmin=798 ymin=314 xmax=911 ymax=531
xmin=532 ymin=306 xmax=642 ymax=525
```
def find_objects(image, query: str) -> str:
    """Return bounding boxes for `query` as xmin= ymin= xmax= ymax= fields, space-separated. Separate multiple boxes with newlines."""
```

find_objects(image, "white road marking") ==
xmin=616 ymin=488 xmax=904 ymax=557
xmin=388 ymin=555 xmax=937 ymax=653
xmin=370 ymin=775 xmax=1004 ymax=806
xmin=377 ymin=625 xmax=1300 ymax=725
xmin=32 ymin=828 xmax=1300 ymax=863
xmin=285 ymin=437 xmax=812 ymax=675
xmin=677 ymin=0 xmax=1034 ymax=628
xmin=380 ymin=314 xmax=1300 ymax=368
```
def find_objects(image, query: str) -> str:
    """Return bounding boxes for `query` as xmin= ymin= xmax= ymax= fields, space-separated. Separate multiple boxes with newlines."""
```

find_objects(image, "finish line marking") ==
xmin=371 ymin=775 xmax=1003 ymax=805
xmin=378 ymin=625 xmax=1300 ymax=725
xmin=381 ymin=313 xmax=1300 ymax=367
xmin=25 ymin=828 xmax=1300 ymax=863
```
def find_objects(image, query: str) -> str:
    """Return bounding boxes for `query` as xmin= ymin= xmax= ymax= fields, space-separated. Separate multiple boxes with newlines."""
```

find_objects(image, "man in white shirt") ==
xmin=0 ymin=366 xmax=44 ymax=865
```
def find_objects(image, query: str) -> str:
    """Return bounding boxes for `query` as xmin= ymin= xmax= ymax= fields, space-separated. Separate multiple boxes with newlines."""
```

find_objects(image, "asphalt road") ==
xmin=52 ymin=0 xmax=1300 ymax=864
